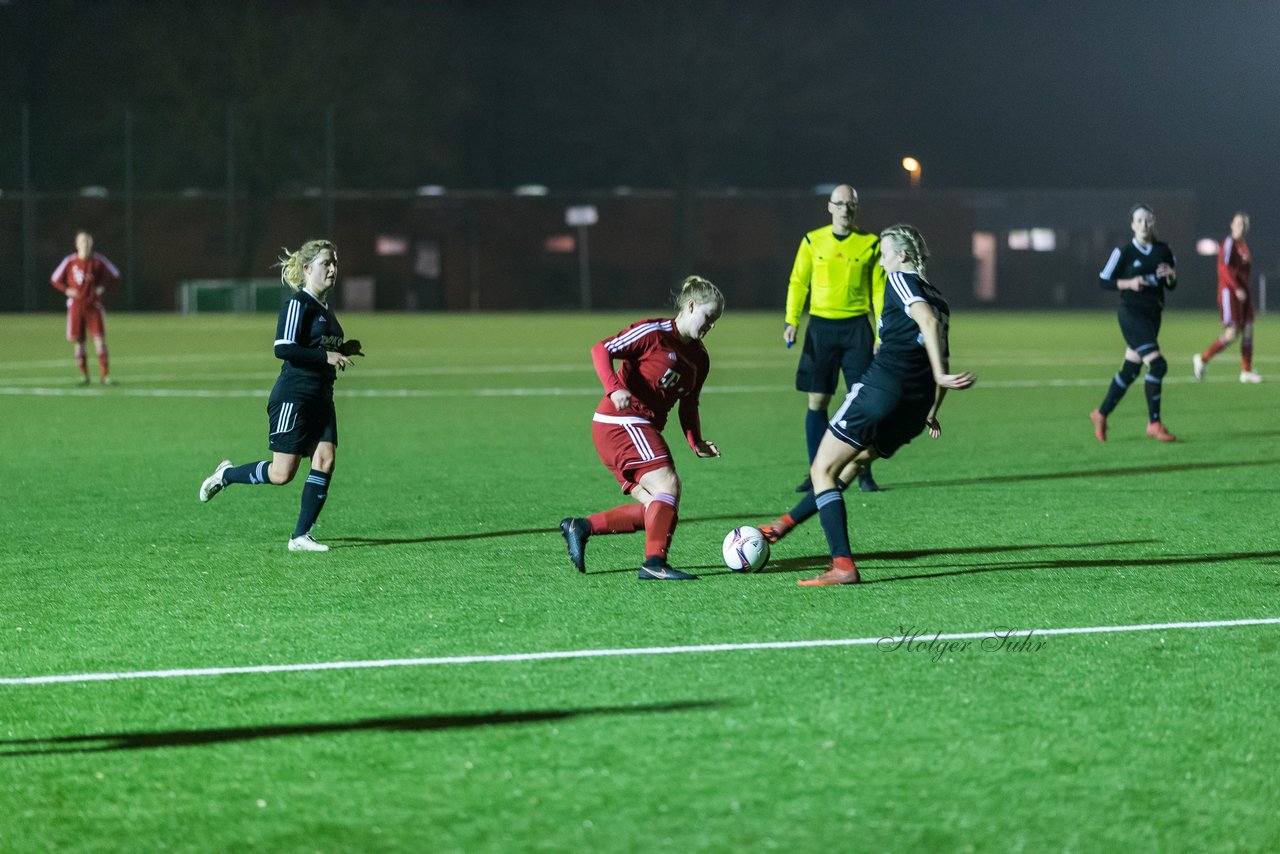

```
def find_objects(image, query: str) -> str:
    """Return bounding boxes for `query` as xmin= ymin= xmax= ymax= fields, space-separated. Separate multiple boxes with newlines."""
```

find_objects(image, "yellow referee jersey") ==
xmin=784 ymin=226 xmax=886 ymax=327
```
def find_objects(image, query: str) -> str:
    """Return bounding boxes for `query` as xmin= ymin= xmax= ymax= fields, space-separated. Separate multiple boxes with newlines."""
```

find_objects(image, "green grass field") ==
xmin=1 ymin=309 xmax=1277 ymax=852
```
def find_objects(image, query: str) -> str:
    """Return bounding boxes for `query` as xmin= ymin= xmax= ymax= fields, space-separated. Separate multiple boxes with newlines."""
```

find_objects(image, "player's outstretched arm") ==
xmin=908 ymin=302 xmax=976 ymax=390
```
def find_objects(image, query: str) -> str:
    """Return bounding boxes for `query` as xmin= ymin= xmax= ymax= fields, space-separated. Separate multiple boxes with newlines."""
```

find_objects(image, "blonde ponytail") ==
xmin=674 ymin=275 xmax=724 ymax=312
xmin=880 ymin=224 xmax=929 ymax=277
xmin=276 ymin=239 xmax=337 ymax=291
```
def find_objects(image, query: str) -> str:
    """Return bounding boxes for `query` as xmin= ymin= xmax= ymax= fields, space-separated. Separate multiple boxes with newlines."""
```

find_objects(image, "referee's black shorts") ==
xmin=795 ymin=314 xmax=875 ymax=395
xmin=1117 ymin=305 xmax=1162 ymax=355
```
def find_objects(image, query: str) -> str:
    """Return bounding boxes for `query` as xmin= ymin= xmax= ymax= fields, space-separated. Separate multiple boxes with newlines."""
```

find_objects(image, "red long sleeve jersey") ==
xmin=50 ymin=253 xmax=121 ymax=308
xmin=1218 ymin=236 xmax=1251 ymax=292
xmin=591 ymin=317 xmax=710 ymax=444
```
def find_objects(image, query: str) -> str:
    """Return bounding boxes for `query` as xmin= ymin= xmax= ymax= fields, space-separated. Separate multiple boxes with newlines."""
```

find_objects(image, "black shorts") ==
xmin=795 ymin=314 xmax=875 ymax=395
xmin=1117 ymin=306 xmax=1162 ymax=355
xmin=826 ymin=362 xmax=934 ymax=458
xmin=267 ymin=397 xmax=338 ymax=455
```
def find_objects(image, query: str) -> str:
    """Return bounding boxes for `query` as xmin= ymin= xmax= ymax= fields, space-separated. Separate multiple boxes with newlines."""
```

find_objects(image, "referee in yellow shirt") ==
xmin=784 ymin=184 xmax=886 ymax=492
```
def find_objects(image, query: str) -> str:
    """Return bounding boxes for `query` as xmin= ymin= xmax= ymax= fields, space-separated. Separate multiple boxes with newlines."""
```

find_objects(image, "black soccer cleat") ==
xmin=794 ymin=474 xmax=813 ymax=493
xmin=638 ymin=557 xmax=697 ymax=581
xmin=857 ymin=472 xmax=880 ymax=493
xmin=560 ymin=517 xmax=591 ymax=573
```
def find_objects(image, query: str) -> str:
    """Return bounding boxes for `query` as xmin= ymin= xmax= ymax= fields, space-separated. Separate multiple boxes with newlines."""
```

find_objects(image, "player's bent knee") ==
xmin=269 ymin=458 xmax=301 ymax=485
xmin=1147 ymin=356 xmax=1168 ymax=378
xmin=639 ymin=467 xmax=680 ymax=498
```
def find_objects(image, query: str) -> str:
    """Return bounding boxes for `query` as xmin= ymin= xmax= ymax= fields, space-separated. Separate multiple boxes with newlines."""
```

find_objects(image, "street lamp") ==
xmin=902 ymin=156 xmax=921 ymax=189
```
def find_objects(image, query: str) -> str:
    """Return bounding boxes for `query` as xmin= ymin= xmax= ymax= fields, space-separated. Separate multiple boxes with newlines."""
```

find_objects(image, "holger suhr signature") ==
xmin=877 ymin=626 xmax=1047 ymax=663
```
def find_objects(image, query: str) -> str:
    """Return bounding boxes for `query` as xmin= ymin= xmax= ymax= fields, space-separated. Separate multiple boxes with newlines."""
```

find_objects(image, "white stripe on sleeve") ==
xmin=1099 ymin=248 xmax=1121 ymax=280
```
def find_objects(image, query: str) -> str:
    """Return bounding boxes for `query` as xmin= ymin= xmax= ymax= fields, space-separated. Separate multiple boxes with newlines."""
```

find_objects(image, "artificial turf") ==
xmin=1 ymin=309 xmax=1277 ymax=852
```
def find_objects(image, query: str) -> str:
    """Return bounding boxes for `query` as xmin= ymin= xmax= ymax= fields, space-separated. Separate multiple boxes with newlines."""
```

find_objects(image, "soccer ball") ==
xmin=722 ymin=526 xmax=770 ymax=573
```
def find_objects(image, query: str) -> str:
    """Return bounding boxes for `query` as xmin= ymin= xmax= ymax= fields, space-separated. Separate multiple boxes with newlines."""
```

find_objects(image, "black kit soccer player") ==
xmin=559 ymin=276 xmax=724 ymax=581
xmin=783 ymin=184 xmax=887 ymax=492
xmin=761 ymin=225 xmax=975 ymax=585
xmin=198 ymin=240 xmax=364 ymax=552
xmin=1090 ymin=205 xmax=1179 ymax=443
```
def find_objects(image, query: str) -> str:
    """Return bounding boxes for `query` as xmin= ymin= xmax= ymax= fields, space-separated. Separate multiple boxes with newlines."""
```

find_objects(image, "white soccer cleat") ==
xmin=1192 ymin=354 xmax=1205 ymax=381
xmin=288 ymin=534 xmax=329 ymax=552
xmin=1240 ymin=370 xmax=1263 ymax=384
xmin=199 ymin=460 xmax=232 ymax=503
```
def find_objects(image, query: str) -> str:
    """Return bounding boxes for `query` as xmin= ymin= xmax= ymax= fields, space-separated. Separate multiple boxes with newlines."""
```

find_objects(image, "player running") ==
xmin=1194 ymin=212 xmax=1262 ymax=383
xmin=1089 ymin=204 xmax=1179 ymax=442
xmin=757 ymin=224 xmax=976 ymax=586
xmin=560 ymin=276 xmax=724 ymax=581
xmin=197 ymin=239 xmax=364 ymax=552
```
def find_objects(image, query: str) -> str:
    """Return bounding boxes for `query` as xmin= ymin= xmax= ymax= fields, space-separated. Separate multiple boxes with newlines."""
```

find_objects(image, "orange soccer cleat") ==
xmin=1089 ymin=409 xmax=1107 ymax=442
xmin=1145 ymin=421 xmax=1177 ymax=442
xmin=797 ymin=559 xmax=861 ymax=586
xmin=758 ymin=517 xmax=794 ymax=544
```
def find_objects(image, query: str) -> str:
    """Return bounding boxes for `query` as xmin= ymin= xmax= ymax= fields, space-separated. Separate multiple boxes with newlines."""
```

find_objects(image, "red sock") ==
xmin=588 ymin=503 xmax=645 ymax=535
xmin=75 ymin=344 xmax=88 ymax=377
xmin=643 ymin=494 xmax=678 ymax=560
xmin=97 ymin=350 xmax=109 ymax=378
xmin=1242 ymin=345 xmax=1253 ymax=372
xmin=1202 ymin=338 xmax=1227 ymax=362
xmin=831 ymin=556 xmax=857 ymax=572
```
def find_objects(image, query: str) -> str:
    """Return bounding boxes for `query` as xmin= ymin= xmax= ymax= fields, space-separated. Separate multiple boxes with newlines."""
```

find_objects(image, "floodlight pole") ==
xmin=21 ymin=104 xmax=35 ymax=312
xmin=124 ymin=107 xmax=136 ymax=309
xmin=565 ymin=204 xmax=599 ymax=310
xmin=225 ymin=106 xmax=236 ymax=277
xmin=578 ymin=224 xmax=591 ymax=310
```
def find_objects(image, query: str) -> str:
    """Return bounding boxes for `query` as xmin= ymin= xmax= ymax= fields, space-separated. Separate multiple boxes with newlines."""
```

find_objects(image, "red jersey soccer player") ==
xmin=1194 ymin=212 xmax=1262 ymax=383
xmin=50 ymin=230 xmax=121 ymax=385
xmin=560 ymin=276 xmax=724 ymax=581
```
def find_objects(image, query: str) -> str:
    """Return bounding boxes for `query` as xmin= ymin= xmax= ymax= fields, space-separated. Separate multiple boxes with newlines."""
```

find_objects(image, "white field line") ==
xmin=0 ymin=373 xmax=1255 ymax=398
xmin=2 ymin=617 xmax=1276 ymax=687
xmin=2 ymin=351 xmax=1277 ymax=374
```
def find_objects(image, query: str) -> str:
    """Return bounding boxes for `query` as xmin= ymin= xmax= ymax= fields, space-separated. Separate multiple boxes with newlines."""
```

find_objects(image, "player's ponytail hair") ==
xmin=674 ymin=275 xmax=724 ymax=312
xmin=880 ymin=224 xmax=929 ymax=277
xmin=276 ymin=239 xmax=337 ymax=291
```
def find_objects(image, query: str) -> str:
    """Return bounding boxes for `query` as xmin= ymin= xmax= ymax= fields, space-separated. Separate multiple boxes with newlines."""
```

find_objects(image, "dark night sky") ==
xmin=3 ymin=0 xmax=1277 ymax=261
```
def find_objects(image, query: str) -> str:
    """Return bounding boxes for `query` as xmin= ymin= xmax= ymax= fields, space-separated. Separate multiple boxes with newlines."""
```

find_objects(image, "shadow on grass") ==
xmin=889 ymin=458 xmax=1280 ymax=489
xmin=757 ymin=539 xmax=1159 ymax=576
xmin=0 ymin=699 xmax=726 ymax=758
xmin=861 ymin=549 xmax=1280 ymax=585
xmin=326 ymin=511 xmax=779 ymax=549
xmin=590 ymin=539 xmax=1161 ymax=578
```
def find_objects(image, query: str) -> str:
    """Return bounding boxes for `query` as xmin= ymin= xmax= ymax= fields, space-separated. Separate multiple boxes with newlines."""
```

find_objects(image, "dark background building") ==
xmin=1 ymin=1 xmax=1273 ymax=312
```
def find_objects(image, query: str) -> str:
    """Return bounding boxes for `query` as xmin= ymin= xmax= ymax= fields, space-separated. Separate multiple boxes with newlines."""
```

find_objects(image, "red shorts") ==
xmin=592 ymin=413 xmax=672 ymax=494
xmin=66 ymin=303 xmax=105 ymax=341
xmin=1219 ymin=286 xmax=1254 ymax=327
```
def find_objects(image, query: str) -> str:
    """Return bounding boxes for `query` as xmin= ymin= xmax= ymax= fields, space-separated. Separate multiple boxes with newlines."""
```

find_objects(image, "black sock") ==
xmin=1144 ymin=356 xmax=1167 ymax=422
xmin=224 ymin=460 xmax=273 ymax=485
xmin=787 ymin=490 xmax=819 ymax=524
xmin=1099 ymin=361 xmax=1141 ymax=415
xmin=805 ymin=410 xmax=827 ymax=463
xmin=815 ymin=488 xmax=852 ymax=559
xmin=293 ymin=470 xmax=332 ymax=538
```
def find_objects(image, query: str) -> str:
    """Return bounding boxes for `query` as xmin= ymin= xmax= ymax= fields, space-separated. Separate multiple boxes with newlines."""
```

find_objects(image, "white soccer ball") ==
xmin=723 ymin=526 xmax=770 ymax=573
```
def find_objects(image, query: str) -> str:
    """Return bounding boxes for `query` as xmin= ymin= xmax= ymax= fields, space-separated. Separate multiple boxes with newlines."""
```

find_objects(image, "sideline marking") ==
xmin=2 ymin=617 xmax=1276 ymax=687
